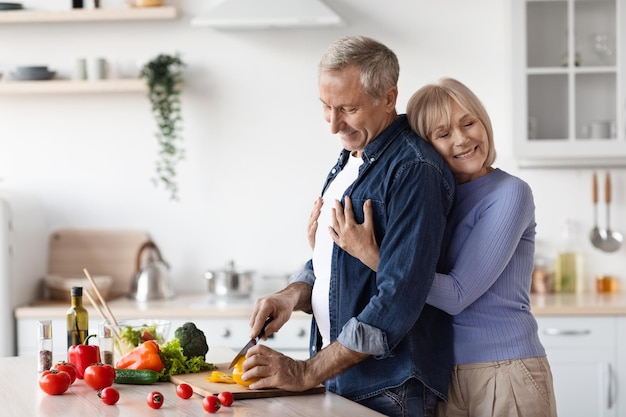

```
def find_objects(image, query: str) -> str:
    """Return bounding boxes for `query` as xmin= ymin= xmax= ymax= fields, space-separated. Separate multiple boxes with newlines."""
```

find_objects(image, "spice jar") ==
xmin=99 ymin=321 xmax=114 ymax=366
xmin=38 ymin=320 xmax=53 ymax=372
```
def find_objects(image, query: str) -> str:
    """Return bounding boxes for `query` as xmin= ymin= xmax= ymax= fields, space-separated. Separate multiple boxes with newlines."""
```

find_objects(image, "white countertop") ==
xmin=1 ymin=346 xmax=385 ymax=417
xmin=15 ymin=292 xmax=626 ymax=320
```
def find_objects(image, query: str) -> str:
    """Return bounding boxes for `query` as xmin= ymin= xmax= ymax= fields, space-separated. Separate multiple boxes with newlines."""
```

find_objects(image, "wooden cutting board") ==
xmin=48 ymin=228 xmax=151 ymax=299
xmin=169 ymin=363 xmax=326 ymax=399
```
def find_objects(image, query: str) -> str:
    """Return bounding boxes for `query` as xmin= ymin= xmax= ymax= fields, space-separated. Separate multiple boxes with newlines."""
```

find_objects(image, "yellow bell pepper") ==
xmin=206 ymin=371 xmax=235 ymax=384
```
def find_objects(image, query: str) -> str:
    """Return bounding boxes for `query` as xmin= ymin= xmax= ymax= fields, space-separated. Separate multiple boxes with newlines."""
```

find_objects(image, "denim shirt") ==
xmin=292 ymin=115 xmax=456 ymax=401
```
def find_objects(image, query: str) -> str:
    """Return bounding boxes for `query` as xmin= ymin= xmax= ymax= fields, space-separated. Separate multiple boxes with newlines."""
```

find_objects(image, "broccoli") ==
xmin=174 ymin=322 xmax=209 ymax=359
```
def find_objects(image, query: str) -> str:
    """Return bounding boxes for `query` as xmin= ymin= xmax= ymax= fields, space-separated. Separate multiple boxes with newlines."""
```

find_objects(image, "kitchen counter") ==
xmin=16 ymin=292 xmax=626 ymax=319
xmin=2 ymin=347 xmax=384 ymax=417
xmin=530 ymin=292 xmax=626 ymax=315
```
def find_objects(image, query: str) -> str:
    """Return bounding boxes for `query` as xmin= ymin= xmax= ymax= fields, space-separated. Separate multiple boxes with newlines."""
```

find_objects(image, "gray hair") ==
xmin=318 ymin=35 xmax=399 ymax=102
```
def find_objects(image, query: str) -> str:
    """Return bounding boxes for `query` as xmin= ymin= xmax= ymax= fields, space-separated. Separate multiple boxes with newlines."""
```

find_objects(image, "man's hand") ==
xmin=307 ymin=197 xmax=323 ymax=250
xmin=249 ymin=282 xmax=313 ymax=339
xmin=244 ymin=341 xmax=369 ymax=392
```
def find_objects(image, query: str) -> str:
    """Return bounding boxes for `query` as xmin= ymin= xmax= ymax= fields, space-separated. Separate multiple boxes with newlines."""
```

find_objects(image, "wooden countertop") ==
xmin=16 ymin=292 xmax=626 ymax=320
xmin=2 ymin=347 xmax=384 ymax=417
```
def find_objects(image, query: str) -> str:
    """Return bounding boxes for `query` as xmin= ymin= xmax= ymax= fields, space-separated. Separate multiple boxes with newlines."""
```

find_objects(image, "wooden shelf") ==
xmin=0 ymin=6 xmax=177 ymax=24
xmin=0 ymin=79 xmax=147 ymax=94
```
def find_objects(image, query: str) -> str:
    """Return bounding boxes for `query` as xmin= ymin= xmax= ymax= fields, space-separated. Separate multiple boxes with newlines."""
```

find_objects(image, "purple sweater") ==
xmin=426 ymin=168 xmax=546 ymax=364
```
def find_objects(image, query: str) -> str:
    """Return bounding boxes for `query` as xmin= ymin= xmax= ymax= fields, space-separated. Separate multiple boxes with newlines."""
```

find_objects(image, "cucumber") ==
xmin=114 ymin=369 xmax=160 ymax=384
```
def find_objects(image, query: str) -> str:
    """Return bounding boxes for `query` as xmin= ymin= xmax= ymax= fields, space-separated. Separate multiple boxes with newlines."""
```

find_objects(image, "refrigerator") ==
xmin=0 ymin=190 xmax=47 ymax=357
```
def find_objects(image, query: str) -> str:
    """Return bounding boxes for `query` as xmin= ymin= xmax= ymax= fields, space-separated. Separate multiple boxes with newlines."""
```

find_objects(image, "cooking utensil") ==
xmin=204 ymin=260 xmax=254 ymax=298
xmin=590 ymin=172 xmax=605 ymax=249
xmin=128 ymin=240 xmax=175 ymax=301
xmin=228 ymin=317 xmax=274 ymax=369
xmin=83 ymin=268 xmax=122 ymax=343
xmin=601 ymin=172 xmax=623 ymax=252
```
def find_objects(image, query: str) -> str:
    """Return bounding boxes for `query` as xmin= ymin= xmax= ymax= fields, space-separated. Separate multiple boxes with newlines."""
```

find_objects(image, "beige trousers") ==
xmin=436 ymin=356 xmax=558 ymax=417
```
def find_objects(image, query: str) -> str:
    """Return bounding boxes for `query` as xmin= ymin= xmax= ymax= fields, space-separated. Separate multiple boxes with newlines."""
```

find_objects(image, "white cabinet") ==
xmin=536 ymin=316 xmax=617 ymax=416
xmin=512 ymin=0 xmax=626 ymax=167
xmin=16 ymin=315 xmax=311 ymax=360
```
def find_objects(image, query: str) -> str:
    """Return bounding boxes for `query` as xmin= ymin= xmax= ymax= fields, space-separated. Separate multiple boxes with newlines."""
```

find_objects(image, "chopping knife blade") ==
xmin=228 ymin=317 xmax=274 ymax=369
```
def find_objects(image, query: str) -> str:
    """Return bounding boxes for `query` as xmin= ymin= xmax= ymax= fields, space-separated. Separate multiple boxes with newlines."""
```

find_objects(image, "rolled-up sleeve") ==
xmin=337 ymin=317 xmax=388 ymax=357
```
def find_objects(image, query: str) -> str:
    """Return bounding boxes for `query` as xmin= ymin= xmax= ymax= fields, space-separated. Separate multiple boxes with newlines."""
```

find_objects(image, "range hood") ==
xmin=191 ymin=0 xmax=344 ymax=30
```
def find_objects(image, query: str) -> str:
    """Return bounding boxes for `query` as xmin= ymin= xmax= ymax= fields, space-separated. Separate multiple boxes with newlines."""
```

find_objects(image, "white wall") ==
xmin=0 ymin=0 xmax=624 ymax=294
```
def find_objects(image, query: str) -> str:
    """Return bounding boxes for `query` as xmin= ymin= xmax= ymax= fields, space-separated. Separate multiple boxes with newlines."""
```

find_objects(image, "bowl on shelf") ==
xmin=113 ymin=318 xmax=171 ymax=356
xmin=11 ymin=65 xmax=56 ymax=81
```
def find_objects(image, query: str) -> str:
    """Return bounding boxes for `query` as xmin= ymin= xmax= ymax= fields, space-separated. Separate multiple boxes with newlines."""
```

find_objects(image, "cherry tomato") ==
xmin=217 ymin=391 xmax=234 ymax=407
xmin=52 ymin=361 xmax=77 ymax=384
xmin=147 ymin=391 xmax=164 ymax=409
xmin=84 ymin=363 xmax=116 ymax=390
xmin=176 ymin=383 xmax=193 ymax=399
xmin=140 ymin=330 xmax=155 ymax=342
xmin=202 ymin=395 xmax=221 ymax=413
xmin=39 ymin=369 xmax=71 ymax=395
xmin=99 ymin=386 xmax=120 ymax=405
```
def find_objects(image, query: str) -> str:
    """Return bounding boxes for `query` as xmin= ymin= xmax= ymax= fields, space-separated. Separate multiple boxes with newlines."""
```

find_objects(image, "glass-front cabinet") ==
xmin=513 ymin=0 xmax=626 ymax=167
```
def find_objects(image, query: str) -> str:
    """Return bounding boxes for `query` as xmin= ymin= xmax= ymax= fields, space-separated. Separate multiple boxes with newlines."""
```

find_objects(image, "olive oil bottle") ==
xmin=66 ymin=286 xmax=89 ymax=350
xmin=554 ymin=219 xmax=584 ymax=293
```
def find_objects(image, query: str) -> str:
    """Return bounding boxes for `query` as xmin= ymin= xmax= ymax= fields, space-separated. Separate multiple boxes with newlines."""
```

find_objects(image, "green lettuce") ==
xmin=158 ymin=338 xmax=215 ymax=381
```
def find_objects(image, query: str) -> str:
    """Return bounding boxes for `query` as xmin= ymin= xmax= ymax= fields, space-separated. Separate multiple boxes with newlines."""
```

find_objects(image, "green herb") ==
xmin=140 ymin=53 xmax=186 ymax=201
xmin=158 ymin=338 xmax=214 ymax=382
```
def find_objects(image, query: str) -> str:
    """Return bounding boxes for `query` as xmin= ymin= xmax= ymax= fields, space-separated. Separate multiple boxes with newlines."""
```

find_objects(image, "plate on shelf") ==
xmin=11 ymin=71 xmax=56 ymax=81
xmin=0 ymin=2 xmax=23 ymax=10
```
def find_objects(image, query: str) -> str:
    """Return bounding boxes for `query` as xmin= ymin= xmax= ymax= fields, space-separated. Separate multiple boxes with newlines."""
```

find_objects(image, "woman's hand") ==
xmin=330 ymin=196 xmax=380 ymax=271
xmin=307 ymin=197 xmax=323 ymax=250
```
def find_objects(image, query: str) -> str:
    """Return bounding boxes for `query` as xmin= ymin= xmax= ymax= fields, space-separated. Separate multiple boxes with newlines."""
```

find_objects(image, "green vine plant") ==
xmin=140 ymin=53 xmax=186 ymax=201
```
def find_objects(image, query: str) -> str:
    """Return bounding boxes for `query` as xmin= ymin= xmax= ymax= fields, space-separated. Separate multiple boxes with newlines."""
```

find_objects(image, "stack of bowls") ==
xmin=11 ymin=66 xmax=56 ymax=81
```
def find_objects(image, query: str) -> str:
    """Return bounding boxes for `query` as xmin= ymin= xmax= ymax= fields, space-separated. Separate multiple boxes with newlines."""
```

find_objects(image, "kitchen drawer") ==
xmin=196 ymin=317 xmax=310 ymax=353
xmin=536 ymin=316 xmax=616 ymax=349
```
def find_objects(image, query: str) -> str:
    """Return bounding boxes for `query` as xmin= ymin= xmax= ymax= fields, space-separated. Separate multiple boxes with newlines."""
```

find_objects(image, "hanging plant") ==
xmin=140 ymin=53 xmax=186 ymax=201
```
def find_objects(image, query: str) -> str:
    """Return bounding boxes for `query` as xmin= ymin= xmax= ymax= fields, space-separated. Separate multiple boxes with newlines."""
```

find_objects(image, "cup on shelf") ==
xmin=73 ymin=58 xmax=87 ymax=80
xmin=88 ymin=57 xmax=108 ymax=81
xmin=584 ymin=120 xmax=612 ymax=139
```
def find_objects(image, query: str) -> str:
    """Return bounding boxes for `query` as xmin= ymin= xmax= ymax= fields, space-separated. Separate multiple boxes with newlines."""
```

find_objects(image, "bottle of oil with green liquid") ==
xmin=554 ymin=219 xmax=584 ymax=293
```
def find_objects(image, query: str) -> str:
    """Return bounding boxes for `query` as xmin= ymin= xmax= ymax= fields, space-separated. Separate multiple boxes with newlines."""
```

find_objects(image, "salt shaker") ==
xmin=38 ymin=320 xmax=53 ymax=372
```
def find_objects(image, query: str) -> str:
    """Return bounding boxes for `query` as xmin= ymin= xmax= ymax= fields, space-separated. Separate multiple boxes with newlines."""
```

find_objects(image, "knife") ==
xmin=228 ymin=317 xmax=274 ymax=369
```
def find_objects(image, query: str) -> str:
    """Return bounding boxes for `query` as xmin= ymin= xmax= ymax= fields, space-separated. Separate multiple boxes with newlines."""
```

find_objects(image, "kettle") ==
xmin=128 ymin=240 xmax=175 ymax=301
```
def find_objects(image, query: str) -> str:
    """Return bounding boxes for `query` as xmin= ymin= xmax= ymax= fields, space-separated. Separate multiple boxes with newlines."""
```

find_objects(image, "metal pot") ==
xmin=204 ymin=260 xmax=253 ymax=298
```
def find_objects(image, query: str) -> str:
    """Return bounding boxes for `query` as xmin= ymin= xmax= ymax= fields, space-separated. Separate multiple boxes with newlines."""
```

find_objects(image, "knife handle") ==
xmin=256 ymin=317 xmax=274 ymax=340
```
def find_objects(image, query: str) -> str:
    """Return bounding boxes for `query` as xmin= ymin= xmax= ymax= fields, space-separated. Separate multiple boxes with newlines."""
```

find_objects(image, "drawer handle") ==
xmin=297 ymin=328 xmax=307 ymax=338
xmin=220 ymin=328 xmax=231 ymax=338
xmin=543 ymin=328 xmax=591 ymax=336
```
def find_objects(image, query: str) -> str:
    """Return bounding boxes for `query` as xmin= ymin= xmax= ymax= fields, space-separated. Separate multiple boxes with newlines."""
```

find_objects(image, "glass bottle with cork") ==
xmin=66 ymin=286 xmax=89 ymax=351
xmin=554 ymin=219 xmax=584 ymax=293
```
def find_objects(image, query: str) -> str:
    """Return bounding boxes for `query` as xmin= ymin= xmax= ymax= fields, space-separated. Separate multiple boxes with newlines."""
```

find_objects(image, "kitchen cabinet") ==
xmin=512 ymin=0 xmax=626 ymax=167
xmin=536 ymin=316 xmax=617 ymax=416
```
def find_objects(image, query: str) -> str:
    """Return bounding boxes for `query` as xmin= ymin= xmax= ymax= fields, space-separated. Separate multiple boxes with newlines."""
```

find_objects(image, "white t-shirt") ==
xmin=311 ymin=153 xmax=363 ymax=348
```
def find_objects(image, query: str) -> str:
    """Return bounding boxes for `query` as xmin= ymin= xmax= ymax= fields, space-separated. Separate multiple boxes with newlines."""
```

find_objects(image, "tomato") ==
xmin=232 ymin=356 xmax=259 ymax=387
xmin=52 ymin=361 xmax=77 ymax=384
xmin=176 ymin=383 xmax=193 ymax=399
xmin=99 ymin=387 xmax=120 ymax=405
xmin=202 ymin=395 xmax=221 ymax=413
xmin=140 ymin=330 xmax=155 ymax=342
xmin=147 ymin=391 xmax=164 ymax=409
xmin=39 ymin=369 xmax=71 ymax=395
xmin=84 ymin=363 xmax=116 ymax=390
xmin=217 ymin=391 xmax=234 ymax=407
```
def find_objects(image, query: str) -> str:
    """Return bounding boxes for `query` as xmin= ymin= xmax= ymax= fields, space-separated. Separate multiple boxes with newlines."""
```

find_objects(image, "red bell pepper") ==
xmin=68 ymin=334 xmax=101 ymax=379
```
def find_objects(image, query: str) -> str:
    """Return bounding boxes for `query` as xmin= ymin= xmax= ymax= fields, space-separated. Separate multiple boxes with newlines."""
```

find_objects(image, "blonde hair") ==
xmin=406 ymin=77 xmax=496 ymax=167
